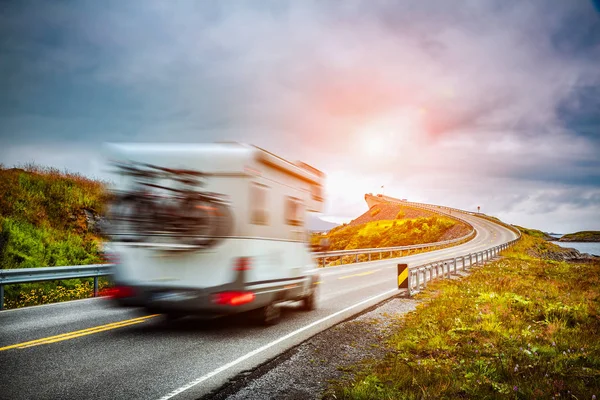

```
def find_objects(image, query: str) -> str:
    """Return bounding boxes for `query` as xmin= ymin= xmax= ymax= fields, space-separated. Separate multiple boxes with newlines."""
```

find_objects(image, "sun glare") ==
xmin=364 ymin=135 xmax=386 ymax=156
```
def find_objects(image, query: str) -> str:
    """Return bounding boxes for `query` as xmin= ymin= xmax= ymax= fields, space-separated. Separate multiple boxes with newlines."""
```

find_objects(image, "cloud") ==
xmin=0 ymin=0 xmax=599 ymax=232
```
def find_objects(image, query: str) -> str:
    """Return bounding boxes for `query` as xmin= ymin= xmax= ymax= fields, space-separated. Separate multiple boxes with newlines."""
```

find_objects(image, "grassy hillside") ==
xmin=559 ymin=231 xmax=600 ymax=242
xmin=0 ymin=165 xmax=109 ymax=309
xmin=324 ymin=215 xmax=471 ymax=251
xmin=515 ymin=225 xmax=556 ymax=241
xmin=0 ymin=164 xmax=108 ymax=269
xmin=348 ymin=203 xmax=438 ymax=227
xmin=327 ymin=232 xmax=600 ymax=399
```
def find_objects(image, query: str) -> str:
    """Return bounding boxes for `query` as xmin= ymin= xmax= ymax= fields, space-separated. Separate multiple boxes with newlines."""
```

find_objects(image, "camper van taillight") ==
xmin=212 ymin=291 xmax=255 ymax=306
xmin=108 ymin=285 xmax=136 ymax=299
xmin=234 ymin=257 xmax=252 ymax=271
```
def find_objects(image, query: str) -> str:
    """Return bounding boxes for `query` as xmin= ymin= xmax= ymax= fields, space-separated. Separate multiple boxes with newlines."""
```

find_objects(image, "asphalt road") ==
xmin=0 ymin=212 xmax=517 ymax=400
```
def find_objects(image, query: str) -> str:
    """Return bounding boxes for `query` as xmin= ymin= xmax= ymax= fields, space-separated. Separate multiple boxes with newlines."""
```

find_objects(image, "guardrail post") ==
xmin=356 ymin=254 xmax=359 ymax=263
xmin=453 ymin=258 xmax=457 ymax=275
xmin=379 ymin=252 xmax=382 ymax=260
xmin=322 ymin=257 xmax=326 ymax=268
xmin=0 ymin=284 xmax=4 ymax=311
xmin=416 ymin=269 xmax=420 ymax=290
xmin=368 ymin=253 xmax=371 ymax=261
xmin=93 ymin=276 xmax=99 ymax=297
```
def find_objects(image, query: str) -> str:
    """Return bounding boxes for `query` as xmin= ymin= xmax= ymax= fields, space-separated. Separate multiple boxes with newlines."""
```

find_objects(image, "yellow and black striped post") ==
xmin=397 ymin=263 xmax=409 ymax=293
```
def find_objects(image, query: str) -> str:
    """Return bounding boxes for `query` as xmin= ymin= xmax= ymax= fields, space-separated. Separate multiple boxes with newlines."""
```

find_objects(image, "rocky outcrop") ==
xmin=68 ymin=208 xmax=106 ymax=235
xmin=558 ymin=231 xmax=600 ymax=242
xmin=528 ymin=245 xmax=598 ymax=262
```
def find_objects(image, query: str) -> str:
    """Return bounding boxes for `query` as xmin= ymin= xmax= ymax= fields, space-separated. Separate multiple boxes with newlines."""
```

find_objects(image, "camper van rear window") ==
xmin=250 ymin=182 xmax=269 ymax=225
xmin=312 ymin=184 xmax=323 ymax=202
xmin=286 ymin=196 xmax=304 ymax=226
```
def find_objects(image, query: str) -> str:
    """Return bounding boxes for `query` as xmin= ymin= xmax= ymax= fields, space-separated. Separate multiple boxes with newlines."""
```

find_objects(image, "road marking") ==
xmin=0 ymin=314 xmax=159 ymax=351
xmin=157 ymin=287 xmax=398 ymax=400
xmin=337 ymin=269 xmax=381 ymax=280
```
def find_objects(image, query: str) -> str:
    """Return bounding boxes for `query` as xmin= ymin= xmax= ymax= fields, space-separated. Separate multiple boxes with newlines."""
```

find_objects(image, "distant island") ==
xmin=559 ymin=231 xmax=600 ymax=242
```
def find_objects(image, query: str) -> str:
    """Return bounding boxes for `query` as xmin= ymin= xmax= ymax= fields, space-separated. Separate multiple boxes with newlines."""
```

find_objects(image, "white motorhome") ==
xmin=103 ymin=142 xmax=325 ymax=325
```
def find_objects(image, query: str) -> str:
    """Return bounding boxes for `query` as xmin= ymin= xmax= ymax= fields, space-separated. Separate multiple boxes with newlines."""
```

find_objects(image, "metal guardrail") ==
xmin=312 ymin=229 xmax=475 ymax=267
xmin=406 ymin=236 xmax=521 ymax=295
xmin=0 ymin=264 xmax=113 ymax=311
xmin=380 ymin=196 xmax=522 ymax=238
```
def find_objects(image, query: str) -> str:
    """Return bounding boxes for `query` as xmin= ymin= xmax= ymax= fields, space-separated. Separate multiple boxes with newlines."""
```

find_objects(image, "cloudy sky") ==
xmin=1 ymin=1 xmax=599 ymax=233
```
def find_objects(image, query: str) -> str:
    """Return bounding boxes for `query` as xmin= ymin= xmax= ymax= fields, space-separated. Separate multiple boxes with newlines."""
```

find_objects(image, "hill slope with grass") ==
xmin=348 ymin=202 xmax=438 ymax=227
xmin=0 ymin=165 xmax=108 ymax=270
xmin=0 ymin=165 xmax=113 ymax=309
xmin=324 ymin=213 xmax=471 ymax=251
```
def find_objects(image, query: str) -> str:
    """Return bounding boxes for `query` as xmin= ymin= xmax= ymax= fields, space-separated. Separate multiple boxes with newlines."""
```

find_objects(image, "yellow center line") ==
xmin=338 ymin=269 xmax=381 ymax=280
xmin=0 ymin=314 xmax=159 ymax=351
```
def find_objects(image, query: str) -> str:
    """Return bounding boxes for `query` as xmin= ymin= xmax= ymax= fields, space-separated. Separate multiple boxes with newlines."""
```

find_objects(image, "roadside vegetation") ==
xmin=0 ymin=164 xmax=109 ymax=309
xmin=327 ymin=231 xmax=600 ymax=399
xmin=514 ymin=225 xmax=557 ymax=241
xmin=325 ymin=216 xmax=466 ymax=251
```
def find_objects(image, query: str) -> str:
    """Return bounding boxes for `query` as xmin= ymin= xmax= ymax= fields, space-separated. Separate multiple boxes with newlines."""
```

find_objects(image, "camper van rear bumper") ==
xmin=112 ymin=287 xmax=264 ymax=314
xmin=110 ymin=279 xmax=310 ymax=314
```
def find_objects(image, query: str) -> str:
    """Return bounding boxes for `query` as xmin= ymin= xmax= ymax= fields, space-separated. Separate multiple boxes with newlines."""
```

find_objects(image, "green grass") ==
xmin=0 ymin=164 xmax=109 ymax=309
xmin=323 ymin=216 xmax=459 ymax=251
xmin=514 ymin=225 xmax=554 ymax=241
xmin=327 ymin=233 xmax=600 ymax=399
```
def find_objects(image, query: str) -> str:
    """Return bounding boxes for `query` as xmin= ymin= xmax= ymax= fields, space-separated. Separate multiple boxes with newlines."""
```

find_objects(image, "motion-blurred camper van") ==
xmin=103 ymin=143 xmax=325 ymax=325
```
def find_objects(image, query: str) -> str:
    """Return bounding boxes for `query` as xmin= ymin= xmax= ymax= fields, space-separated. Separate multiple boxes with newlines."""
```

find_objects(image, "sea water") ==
xmin=553 ymin=241 xmax=600 ymax=256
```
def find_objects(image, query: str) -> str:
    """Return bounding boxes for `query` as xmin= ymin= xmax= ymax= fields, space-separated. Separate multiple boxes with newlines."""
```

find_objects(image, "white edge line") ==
xmin=157 ymin=287 xmax=399 ymax=400
xmin=0 ymin=296 xmax=105 ymax=313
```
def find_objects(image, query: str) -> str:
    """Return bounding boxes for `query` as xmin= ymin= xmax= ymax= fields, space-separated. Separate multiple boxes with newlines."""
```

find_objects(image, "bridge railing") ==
xmin=378 ymin=196 xmax=522 ymax=239
xmin=406 ymin=235 xmax=521 ymax=295
xmin=312 ymin=229 xmax=475 ymax=267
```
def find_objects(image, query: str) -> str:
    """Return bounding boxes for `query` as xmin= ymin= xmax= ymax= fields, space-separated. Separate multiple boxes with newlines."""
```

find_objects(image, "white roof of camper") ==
xmin=104 ymin=142 xmax=323 ymax=184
